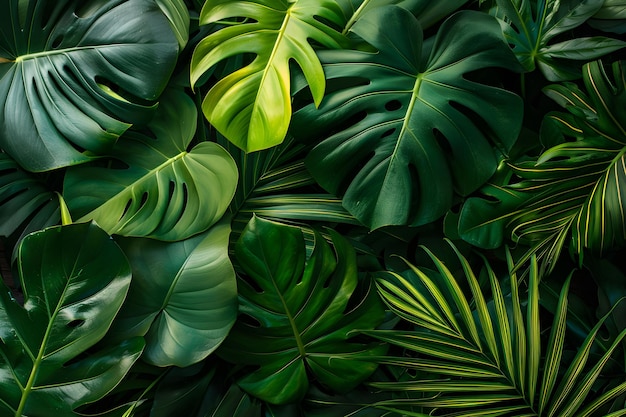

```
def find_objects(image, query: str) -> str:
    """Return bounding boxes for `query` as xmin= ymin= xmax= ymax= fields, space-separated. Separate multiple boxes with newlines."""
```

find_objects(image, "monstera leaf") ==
xmin=0 ymin=222 xmax=144 ymax=417
xmin=190 ymin=0 xmax=349 ymax=153
xmin=458 ymin=60 xmax=626 ymax=273
xmin=0 ymin=0 xmax=179 ymax=172
xmin=218 ymin=216 xmax=386 ymax=405
xmin=63 ymin=89 xmax=238 ymax=241
xmin=494 ymin=0 xmax=626 ymax=80
xmin=365 ymin=243 xmax=626 ymax=416
xmin=155 ymin=0 xmax=190 ymax=49
xmin=0 ymin=152 xmax=59 ymax=239
xmin=293 ymin=6 xmax=522 ymax=229
xmin=108 ymin=218 xmax=238 ymax=367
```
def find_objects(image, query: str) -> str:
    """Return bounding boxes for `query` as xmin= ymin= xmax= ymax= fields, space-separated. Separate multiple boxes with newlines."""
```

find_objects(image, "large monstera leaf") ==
xmin=108 ymin=218 xmax=238 ymax=367
xmin=494 ymin=0 xmax=626 ymax=81
xmin=190 ymin=0 xmax=349 ymax=153
xmin=63 ymin=89 xmax=238 ymax=241
xmin=0 ymin=0 xmax=179 ymax=172
xmin=0 ymin=222 xmax=144 ymax=417
xmin=458 ymin=60 xmax=626 ymax=274
xmin=293 ymin=6 xmax=522 ymax=229
xmin=218 ymin=216 xmax=386 ymax=405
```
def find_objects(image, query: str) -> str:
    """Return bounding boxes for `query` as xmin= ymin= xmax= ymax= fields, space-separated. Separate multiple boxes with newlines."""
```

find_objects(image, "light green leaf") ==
xmin=294 ymin=6 xmax=522 ymax=229
xmin=190 ymin=0 xmax=348 ymax=152
xmin=108 ymin=218 xmax=237 ymax=367
xmin=218 ymin=216 xmax=386 ymax=404
xmin=63 ymin=89 xmax=238 ymax=241
xmin=0 ymin=222 xmax=143 ymax=417
xmin=0 ymin=0 xmax=178 ymax=171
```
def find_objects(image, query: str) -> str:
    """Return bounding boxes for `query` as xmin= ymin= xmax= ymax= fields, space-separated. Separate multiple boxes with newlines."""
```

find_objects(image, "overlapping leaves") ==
xmin=293 ymin=5 xmax=522 ymax=229
xmin=63 ymin=89 xmax=238 ymax=241
xmin=0 ymin=222 xmax=143 ymax=417
xmin=365 ymin=242 xmax=626 ymax=416
xmin=458 ymin=60 xmax=626 ymax=273
xmin=0 ymin=0 xmax=179 ymax=172
xmin=190 ymin=0 xmax=348 ymax=152
xmin=218 ymin=216 xmax=386 ymax=405
xmin=493 ymin=0 xmax=626 ymax=80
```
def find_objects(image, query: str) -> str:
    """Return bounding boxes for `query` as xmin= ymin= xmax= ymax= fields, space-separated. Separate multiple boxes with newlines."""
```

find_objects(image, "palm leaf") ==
xmin=363 ymin=241 xmax=626 ymax=416
xmin=458 ymin=60 xmax=626 ymax=274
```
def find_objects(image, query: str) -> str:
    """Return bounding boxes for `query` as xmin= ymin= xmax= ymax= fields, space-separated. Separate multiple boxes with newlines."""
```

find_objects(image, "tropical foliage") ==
xmin=0 ymin=0 xmax=625 ymax=416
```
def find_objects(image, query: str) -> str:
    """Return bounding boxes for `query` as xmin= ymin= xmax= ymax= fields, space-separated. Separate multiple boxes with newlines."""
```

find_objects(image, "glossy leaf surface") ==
xmin=109 ymin=219 xmax=237 ymax=367
xmin=219 ymin=216 xmax=386 ymax=404
xmin=0 ymin=222 xmax=143 ymax=417
xmin=495 ymin=0 xmax=626 ymax=80
xmin=294 ymin=6 xmax=522 ymax=229
xmin=190 ymin=0 xmax=348 ymax=152
xmin=0 ymin=0 xmax=178 ymax=172
xmin=64 ymin=89 xmax=238 ymax=241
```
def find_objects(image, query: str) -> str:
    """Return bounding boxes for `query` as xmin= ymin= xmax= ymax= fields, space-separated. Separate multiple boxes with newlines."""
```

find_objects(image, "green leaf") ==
xmin=589 ymin=0 xmax=626 ymax=34
xmin=365 ymin=242 xmax=626 ymax=415
xmin=0 ymin=152 xmax=59 ymax=239
xmin=294 ymin=6 xmax=522 ymax=229
xmin=108 ymin=218 xmax=238 ymax=367
xmin=495 ymin=0 xmax=626 ymax=80
xmin=63 ymin=89 xmax=238 ymax=241
xmin=218 ymin=216 xmax=386 ymax=404
xmin=190 ymin=0 xmax=348 ymax=152
xmin=0 ymin=222 xmax=143 ymax=417
xmin=0 ymin=0 xmax=179 ymax=172
xmin=155 ymin=0 xmax=190 ymax=49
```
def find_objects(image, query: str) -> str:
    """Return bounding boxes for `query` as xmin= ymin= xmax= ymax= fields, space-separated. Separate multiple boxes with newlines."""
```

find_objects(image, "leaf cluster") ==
xmin=0 ymin=0 xmax=625 ymax=416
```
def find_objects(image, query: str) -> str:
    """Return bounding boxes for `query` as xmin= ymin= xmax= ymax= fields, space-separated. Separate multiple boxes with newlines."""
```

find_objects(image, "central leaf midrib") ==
xmin=272 ymin=277 xmax=307 ymax=358
xmin=14 ymin=44 xmax=132 ymax=62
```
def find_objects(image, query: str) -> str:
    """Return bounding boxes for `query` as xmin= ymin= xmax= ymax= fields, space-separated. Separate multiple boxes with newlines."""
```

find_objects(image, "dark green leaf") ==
xmin=219 ymin=216 xmax=386 ymax=404
xmin=0 ymin=222 xmax=143 ymax=416
xmin=0 ymin=0 xmax=178 ymax=171
xmin=294 ymin=7 xmax=522 ymax=229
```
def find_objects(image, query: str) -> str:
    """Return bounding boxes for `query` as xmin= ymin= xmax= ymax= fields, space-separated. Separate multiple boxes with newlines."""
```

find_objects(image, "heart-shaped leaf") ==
xmin=218 ymin=216 xmax=386 ymax=405
xmin=190 ymin=0 xmax=348 ymax=152
xmin=293 ymin=6 xmax=522 ymax=229
xmin=0 ymin=0 xmax=179 ymax=172
xmin=63 ymin=89 xmax=238 ymax=241
xmin=108 ymin=218 xmax=238 ymax=367
xmin=0 ymin=222 xmax=143 ymax=417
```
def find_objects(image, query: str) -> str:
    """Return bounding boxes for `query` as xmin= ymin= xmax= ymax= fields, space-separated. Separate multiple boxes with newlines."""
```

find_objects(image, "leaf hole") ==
xmin=67 ymin=319 xmax=85 ymax=328
xmin=433 ymin=128 xmax=453 ymax=159
xmin=381 ymin=128 xmax=396 ymax=138
xmin=385 ymin=100 xmax=402 ymax=111
xmin=238 ymin=313 xmax=262 ymax=328
xmin=51 ymin=35 xmax=64 ymax=49
xmin=139 ymin=192 xmax=149 ymax=209
xmin=239 ymin=273 xmax=264 ymax=294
